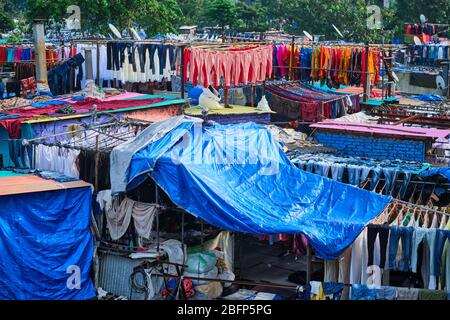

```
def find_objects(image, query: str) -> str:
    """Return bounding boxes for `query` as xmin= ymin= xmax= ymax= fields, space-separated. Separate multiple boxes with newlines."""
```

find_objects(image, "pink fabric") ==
xmin=311 ymin=122 xmax=450 ymax=139
xmin=276 ymin=45 xmax=286 ymax=77
xmin=184 ymin=46 xmax=273 ymax=88
xmin=233 ymin=51 xmax=244 ymax=87
xmin=105 ymin=92 xmax=146 ymax=101
xmin=241 ymin=51 xmax=252 ymax=86
xmin=220 ymin=51 xmax=233 ymax=88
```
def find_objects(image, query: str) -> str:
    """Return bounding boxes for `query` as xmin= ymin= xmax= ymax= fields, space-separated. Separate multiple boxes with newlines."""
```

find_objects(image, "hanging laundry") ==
xmin=183 ymin=44 xmax=273 ymax=88
xmin=103 ymin=196 xmax=159 ymax=240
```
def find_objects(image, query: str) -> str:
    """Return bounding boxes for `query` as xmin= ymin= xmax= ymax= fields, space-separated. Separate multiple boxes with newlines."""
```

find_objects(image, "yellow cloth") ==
xmin=311 ymin=283 xmax=326 ymax=300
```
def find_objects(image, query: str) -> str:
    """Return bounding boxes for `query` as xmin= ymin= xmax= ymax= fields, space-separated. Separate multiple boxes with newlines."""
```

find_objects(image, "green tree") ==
xmin=178 ymin=0 xmax=205 ymax=26
xmin=269 ymin=0 xmax=400 ymax=43
xmin=201 ymin=0 xmax=237 ymax=35
xmin=396 ymin=0 xmax=449 ymax=25
xmin=0 ymin=0 xmax=16 ymax=32
xmin=25 ymin=0 xmax=182 ymax=36
xmin=235 ymin=1 xmax=269 ymax=32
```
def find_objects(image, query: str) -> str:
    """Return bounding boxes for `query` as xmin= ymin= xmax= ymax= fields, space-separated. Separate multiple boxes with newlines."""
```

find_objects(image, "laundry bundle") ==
xmin=265 ymin=81 xmax=360 ymax=121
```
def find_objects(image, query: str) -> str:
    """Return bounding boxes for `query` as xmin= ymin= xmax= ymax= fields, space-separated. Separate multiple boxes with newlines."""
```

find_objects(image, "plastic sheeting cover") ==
xmin=0 ymin=187 xmax=95 ymax=299
xmin=123 ymin=119 xmax=391 ymax=259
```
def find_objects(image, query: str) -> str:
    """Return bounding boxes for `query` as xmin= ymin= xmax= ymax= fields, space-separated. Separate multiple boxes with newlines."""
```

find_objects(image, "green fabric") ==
xmin=418 ymin=289 xmax=447 ymax=300
xmin=411 ymin=163 xmax=432 ymax=175
xmin=0 ymin=170 xmax=24 ymax=178
xmin=312 ymin=81 xmax=348 ymax=90
xmin=402 ymin=212 xmax=412 ymax=227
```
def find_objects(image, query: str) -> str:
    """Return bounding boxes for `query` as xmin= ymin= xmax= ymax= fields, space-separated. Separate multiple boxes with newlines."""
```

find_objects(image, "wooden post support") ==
xmin=94 ymin=135 xmax=100 ymax=193
xmin=180 ymin=46 xmax=185 ymax=99
xmin=388 ymin=48 xmax=393 ymax=97
xmin=69 ymin=66 xmax=74 ymax=93
xmin=224 ymin=88 xmax=229 ymax=108
xmin=96 ymin=41 xmax=100 ymax=86
xmin=155 ymin=185 xmax=160 ymax=253
xmin=250 ymin=85 xmax=255 ymax=107
xmin=288 ymin=36 xmax=295 ymax=80
xmin=32 ymin=20 xmax=48 ymax=85
xmin=61 ymin=40 xmax=65 ymax=61
xmin=363 ymin=44 xmax=370 ymax=102
xmin=306 ymin=244 xmax=312 ymax=283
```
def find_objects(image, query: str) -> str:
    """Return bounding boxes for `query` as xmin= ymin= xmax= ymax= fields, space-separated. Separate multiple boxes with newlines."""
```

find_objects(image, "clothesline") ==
xmin=272 ymin=65 xmax=377 ymax=74
xmin=28 ymin=122 xmax=145 ymax=151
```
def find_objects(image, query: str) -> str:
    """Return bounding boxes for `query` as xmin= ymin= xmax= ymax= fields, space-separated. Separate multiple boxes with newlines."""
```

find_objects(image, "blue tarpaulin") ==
xmin=420 ymin=167 xmax=450 ymax=181
xmin=0 ymin=187 xmax=95 ymax=300
xmin=112 ymin=117 xmax=391 ymax=259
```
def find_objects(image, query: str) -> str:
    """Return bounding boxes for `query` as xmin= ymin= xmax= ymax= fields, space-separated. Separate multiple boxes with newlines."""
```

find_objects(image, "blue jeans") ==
xmin=351 ymin=284 xmax=377 ymax=300
xmin=399 ymin=172 xmax=412 ymax=199
xmin=382 ymin=168 xmax=399 ymax=195
xmin=371 ymin=168 xmax=382 ymax=190
xmin=322 ymin=282 xmax=344 ymax=300
xmin=411 ymin=227 xmax=437 ymax=274
xmin=433 ymin=230 xmax=450 ymax=276
xmin=376 ymin=286 xmax=397 ymax=300
xmin=306 ymin=161 xmax=314 ymax=173
xmin=330 ymin=164 xmax=345 ymax=181
xmin=388 ymin=226 xmax=413 ymax=271
xmin=347 ymin=165 xmax=361 ymax=185
xmin=360 ymin=167 xmax=371 ymax=184
xmin=314 ymin=162 xmax=331 ymax=177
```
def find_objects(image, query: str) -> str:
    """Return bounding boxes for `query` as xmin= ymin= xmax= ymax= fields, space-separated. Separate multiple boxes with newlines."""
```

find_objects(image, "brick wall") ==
xmin=315 ymin=132 xmax=426 ymax=162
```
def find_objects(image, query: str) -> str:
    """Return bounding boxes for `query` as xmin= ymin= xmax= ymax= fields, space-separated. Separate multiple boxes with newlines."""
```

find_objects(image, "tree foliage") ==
xmin=201 ymin=0 xmax=237 ymax=33
xmin=25 ymin=0 xmax=182 ymax=36
xmin=4 ymin=0 xmax=448 ymax=42
xmin=0 ymin=0 xmax=15 ymax=32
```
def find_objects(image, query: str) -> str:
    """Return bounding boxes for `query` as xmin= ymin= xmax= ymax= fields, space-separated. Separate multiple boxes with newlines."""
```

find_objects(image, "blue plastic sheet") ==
xmin=0 ymin=187 xmax=95 ymax=300
xmin=420 ymin=167 xmax=450 ymax=181
xmin=125 ymin=120 xmax=391 ymax=259
xmin=409 ymin=94 xmax=445 ymax=102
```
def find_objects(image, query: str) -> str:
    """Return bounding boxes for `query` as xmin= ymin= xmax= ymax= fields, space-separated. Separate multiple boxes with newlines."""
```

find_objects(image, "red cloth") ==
xmin=0 ymin=97 xmax=165 ymax=138
xmin=0 ymin=119 xmax=22 ymax=139
xmin=0 ymin=46 xmax=6 ymax=63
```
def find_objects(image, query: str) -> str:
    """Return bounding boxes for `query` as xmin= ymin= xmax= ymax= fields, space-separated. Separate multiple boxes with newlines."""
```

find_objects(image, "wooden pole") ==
xmin=94 ymin=135 xmax=99 ymax=193
xmin=250 ymin=85 xmax=255 ymax=107
xmin=32 ymin=20 xmax=48 ymax=86
xmin=306 ymin=244 xmax=312 ymax=283
xmin=180 ymin=46 xmax=185 ymax=99
xmin=96 ymin=40 xmax=100 ymax=86
xmin=61 ymin=40 xmax=65 ymax=61
xmin=69 ymin=40 xmax=74 ymax=93
xmin=155 ymin=185 xmax=160 ymax=253
xmin=288 ymin=36 xmax=295 ymax=80
xmin=224 ymin=88 xmax=229 ymax=108
xmin=363 ymin=44 xmax=370 ymax=102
